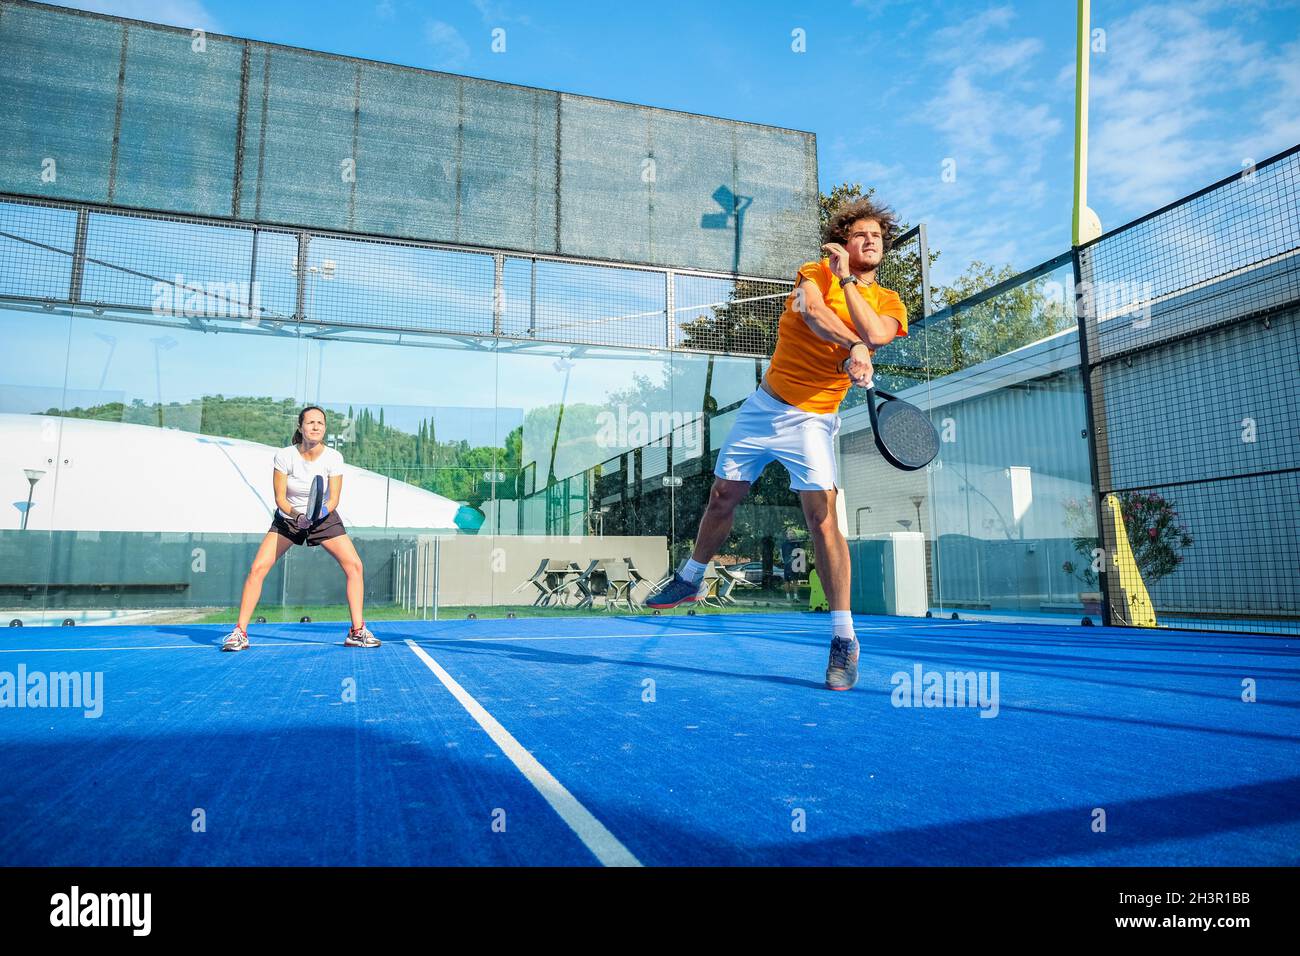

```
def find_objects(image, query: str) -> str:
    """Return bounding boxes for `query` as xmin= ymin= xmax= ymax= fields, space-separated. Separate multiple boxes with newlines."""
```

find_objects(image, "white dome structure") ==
xmin=1 ymin=414 xmax=478 ymax=533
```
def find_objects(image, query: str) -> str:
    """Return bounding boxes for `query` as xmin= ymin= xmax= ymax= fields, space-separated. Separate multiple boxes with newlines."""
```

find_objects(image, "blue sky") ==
xmin=56 ymin=0 xmax=1300 ymax=288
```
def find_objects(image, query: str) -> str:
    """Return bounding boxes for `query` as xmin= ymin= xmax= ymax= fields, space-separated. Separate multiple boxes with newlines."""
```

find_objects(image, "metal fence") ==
xmin=0 ymin=192 xmax=930 ymax=359
xmin=1077 ymin=145 xmax=1300 ymax=632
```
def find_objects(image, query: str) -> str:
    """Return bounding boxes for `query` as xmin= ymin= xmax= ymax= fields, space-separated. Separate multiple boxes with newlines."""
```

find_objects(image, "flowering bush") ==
xmin=1060 ymin=492 xmax=1194 ymax=588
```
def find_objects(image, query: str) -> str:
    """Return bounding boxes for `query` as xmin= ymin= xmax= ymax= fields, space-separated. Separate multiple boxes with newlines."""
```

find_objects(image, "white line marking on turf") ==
xmin=404 ymin=638 xmax=641 ymax=868
xmin=404 ymin=626 xmax=905 ymax=644
xmin=0 ymin=642 xmax=332 ymax=653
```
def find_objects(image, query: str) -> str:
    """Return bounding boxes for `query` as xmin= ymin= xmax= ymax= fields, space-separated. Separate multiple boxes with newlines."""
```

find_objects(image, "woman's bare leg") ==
xmin=320 ymin=534 xmax=365 ymax=630
xmin=237 ymin=532 xmax=294 ymax=630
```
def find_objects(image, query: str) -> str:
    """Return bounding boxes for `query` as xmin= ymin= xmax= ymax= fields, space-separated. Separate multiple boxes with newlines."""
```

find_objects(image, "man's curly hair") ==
xmin=822 ymin=197 xmax=899 ymax=254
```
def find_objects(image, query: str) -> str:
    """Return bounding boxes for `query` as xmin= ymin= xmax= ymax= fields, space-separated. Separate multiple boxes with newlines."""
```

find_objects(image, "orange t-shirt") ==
xmin=765 ymin=259 xmax=908 ymax=413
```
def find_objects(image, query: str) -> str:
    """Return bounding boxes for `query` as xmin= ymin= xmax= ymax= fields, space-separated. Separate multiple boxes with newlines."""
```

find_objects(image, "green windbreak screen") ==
xmin=0 ymin=0 xmax=817 ymax=277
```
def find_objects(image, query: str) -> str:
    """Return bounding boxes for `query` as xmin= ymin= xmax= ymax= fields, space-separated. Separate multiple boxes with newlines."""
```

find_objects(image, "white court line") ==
xmin=401 ymin=624 xmax=950 ymax=644
xmin=0 ymin=642 xmax=332 ymax=653
xmin=0 ymin=620 xmax=979 ymax=654
xmin=404 ymin=638 xmax=641 ymax=868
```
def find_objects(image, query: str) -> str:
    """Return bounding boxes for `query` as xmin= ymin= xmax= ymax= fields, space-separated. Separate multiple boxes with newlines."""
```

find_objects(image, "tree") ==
xmin=1062 ymin=493 xmax=1194 ymax=590
xmin=928 ymin=260 xmax=1075 ymax=373
xmin=38 ymin=396 xmax=517 ymax=506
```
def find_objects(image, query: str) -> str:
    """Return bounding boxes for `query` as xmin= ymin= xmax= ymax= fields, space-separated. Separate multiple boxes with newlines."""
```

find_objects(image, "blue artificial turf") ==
xmin=1 ymin=613 xmax=1296 ymax=866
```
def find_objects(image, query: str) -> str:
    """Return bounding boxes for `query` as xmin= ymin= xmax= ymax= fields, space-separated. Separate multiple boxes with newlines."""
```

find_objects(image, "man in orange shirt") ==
xmin=648 ymin=198 xmax=908 ymax=691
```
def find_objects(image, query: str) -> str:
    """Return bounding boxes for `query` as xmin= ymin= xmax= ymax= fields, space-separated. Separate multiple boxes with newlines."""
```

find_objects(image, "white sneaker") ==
xmin=221 ymin=626 xmax=249 ymax=652
xmin=344 ymin=624 xmax=381 ymax=648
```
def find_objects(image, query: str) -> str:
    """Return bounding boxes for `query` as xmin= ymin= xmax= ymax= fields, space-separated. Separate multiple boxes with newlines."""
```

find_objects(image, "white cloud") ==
xmin=52 ymin=0 xmax=219 ymax=31
xmin=832 ymin=0 xmax=1298 ymax=290
xmin=424 ymin=19 xmax=470 ymax=69
xmin=829 ymin=137 xmax=1051 ymax=289
xmin=1087 ymin=1 xmax=1288 ymax=218
xmin=930 ymin=3 xmax=1014 ymax=45
xmin=851 ymin=0 xmax=927 ymax=18
xmin=835 ymin=3 xmax=1067 ymax=284
xmin=1232 ymin=38 xmax=1300 ymax=164
xmin=471 ymin=0 xmax=533 ymax=26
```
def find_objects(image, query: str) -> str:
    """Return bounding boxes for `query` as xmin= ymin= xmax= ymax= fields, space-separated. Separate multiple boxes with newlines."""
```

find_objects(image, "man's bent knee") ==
xmin=708 ymin=479 xmax=749 ymax=513
xmin=800 ymin=490 xmax=837 ymax=527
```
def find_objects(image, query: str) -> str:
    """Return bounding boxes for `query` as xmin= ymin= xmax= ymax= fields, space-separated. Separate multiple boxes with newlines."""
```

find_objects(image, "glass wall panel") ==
xmin=0 ymin=303 xmax=71 ymax=625
xmin=48 ymin=310 xmax=304 ymax=625
xmin=300 ymin=328 xmax=499 ymax=618
xmin=669 ymin=350 xmax=805 ymax=608
xmin=839 ymin=257 xmax=1100 ymax=624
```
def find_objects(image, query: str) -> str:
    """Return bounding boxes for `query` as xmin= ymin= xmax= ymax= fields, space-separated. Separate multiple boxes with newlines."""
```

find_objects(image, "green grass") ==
xmin=194 ymin=598 xmax=808 ymax=625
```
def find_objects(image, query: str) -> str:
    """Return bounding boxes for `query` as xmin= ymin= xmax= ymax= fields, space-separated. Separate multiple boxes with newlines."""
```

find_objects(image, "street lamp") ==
xmin=855 ymin=505 xmax=872 ymax=538
xmin=94 ymin=332 xmax=117 ymax=392
xmin=150 ymin=335 xmax=178 ymax=428
xmin=910 ymin=494 xmax=925 ymax=535
xmin=21 ymin=469 xmax=45 ymax=531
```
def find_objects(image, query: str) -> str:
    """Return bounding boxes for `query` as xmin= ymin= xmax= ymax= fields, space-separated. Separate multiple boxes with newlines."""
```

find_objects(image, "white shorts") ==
xmin=713 ymin=388 xmax=841 ymax=492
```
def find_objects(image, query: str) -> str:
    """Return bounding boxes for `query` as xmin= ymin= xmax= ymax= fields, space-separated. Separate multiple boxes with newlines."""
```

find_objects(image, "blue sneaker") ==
xmin=646 ymin=573 xmax=702 ymax=609
xmin=825 ymin=635 xmax=859 ymax=691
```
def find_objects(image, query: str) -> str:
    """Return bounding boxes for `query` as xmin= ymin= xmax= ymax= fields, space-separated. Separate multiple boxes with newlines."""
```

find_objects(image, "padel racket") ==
xmin=864 ymin=386 xmax=939 ymax=471
xmin=304 ymin=475 xmax=326 ymax=525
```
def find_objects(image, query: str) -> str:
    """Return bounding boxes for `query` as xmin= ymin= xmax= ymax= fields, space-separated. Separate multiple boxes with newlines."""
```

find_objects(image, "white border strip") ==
xmin=404 ymin=638 xmax=641 ymax=868
xmin=0 ymin=642 xmax=333 ymax=653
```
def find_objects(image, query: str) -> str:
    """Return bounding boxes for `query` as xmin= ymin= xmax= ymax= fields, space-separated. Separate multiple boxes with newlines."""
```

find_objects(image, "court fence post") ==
xmin=1071 ymin=244 xmax=1115 ymax=626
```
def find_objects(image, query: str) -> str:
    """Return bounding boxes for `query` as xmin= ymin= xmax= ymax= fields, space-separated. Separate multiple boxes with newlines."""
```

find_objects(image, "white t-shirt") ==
xmin=273 ymin=444 xmax=344 ymax=517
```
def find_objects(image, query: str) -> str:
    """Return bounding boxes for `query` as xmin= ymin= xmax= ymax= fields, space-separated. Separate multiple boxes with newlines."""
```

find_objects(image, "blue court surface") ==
xmin=1 ymin=612 xmax=1297 ymax=867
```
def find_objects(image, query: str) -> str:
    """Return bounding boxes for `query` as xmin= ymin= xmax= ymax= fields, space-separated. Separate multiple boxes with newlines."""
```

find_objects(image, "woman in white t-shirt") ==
xmin=221 ymin=406 xmax=379 ymax=651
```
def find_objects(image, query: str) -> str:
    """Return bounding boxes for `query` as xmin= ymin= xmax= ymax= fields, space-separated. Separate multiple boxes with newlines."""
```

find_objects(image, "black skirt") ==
xmin=270 ymin=510 xmax=347 ymax=547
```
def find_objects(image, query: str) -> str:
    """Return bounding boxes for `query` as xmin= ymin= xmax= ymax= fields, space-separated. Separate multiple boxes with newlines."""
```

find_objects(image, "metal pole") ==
xmin=422 ymin=538 xmax=431 ymax=621
xmin=415 ymin=539 xmax=424 ymax=617
xmin=665 ymin=269 xmax=675 ymax=349
xmin=492 ymin=253 xmax=505 ymax=336
xmin=916 ymin=222 xmax=933 ymax=319
xmin=432 ymin=537 xmax=441 ymax=622
xmin=22 ymin=483 xmax=35 ymax=531
xmin=1073 ymin=248 xmax=1114 ymax=626
xmin=1072 ymin=0 xmax=1102 ymax=246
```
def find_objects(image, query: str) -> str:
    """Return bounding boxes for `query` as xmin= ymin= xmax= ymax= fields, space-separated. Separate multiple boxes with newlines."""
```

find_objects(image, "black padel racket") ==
xmin=864 ymin=386 xmax=940 ymax=471
xmin=305 ymin=474 xmax=327 ymax=525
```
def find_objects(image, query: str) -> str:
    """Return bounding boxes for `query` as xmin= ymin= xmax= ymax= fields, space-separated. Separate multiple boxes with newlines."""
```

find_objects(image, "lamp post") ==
xmin=21 ymin=469 xmax=45 ymax=530
xmin=94 ymin=332 xmax=117 ymax=393
xmin=150 ymin=335 xmax=177 ymax=427
xmin=911 ymin=494 xmax=925 ymax=535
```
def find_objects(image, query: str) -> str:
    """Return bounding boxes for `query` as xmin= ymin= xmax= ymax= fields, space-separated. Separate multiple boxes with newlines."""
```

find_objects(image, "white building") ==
xmin=2 ymin=414 xmax=477 ymax=533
